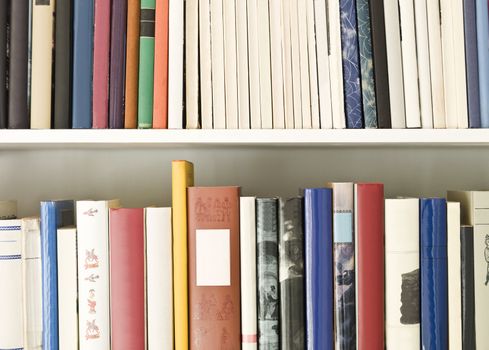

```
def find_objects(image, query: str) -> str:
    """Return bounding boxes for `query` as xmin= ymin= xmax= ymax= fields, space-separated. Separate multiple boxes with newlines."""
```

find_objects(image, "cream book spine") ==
xmin=298 ymin=0 xmax=311 ymax=129
xmin=236 ymin=0 xmax=250 ymax=129
xmin=146 ymin=208 xmax=173 ymax=349
xmin=168 ymin=0 xmax=184 ymax=128
xmin=385 ymin=199 xmax=420 ymax=350
xmin=447 ymin=202 xmax=462 ymax=350
xmin=240 ymin=197 xmax=257 ymax=349
xmin=258 ymin=0 xmax=273 ymax=128
xmin=440 ymin=0 xmax=457 ymax=128
xmin=282 ymin=0 xmax=295 ymax=128
xmin=211 ymin=0 xmax=226 ymax=129
xmin=307 ymin=0 xmax=320 ymax=129
xmin=223 ymin=0 xmax=239 ymax=129
xmin=22 ymin=218 xmax=42 ymax=350
xmin=57 ymin=227 xmax=78 ymax=350
xmin=76 ymin=200 xmax=120 ymax=350
xmin=247 ymin=0 xmax=261 ymax=129
xmin=30 ymin=0 xmax=55 ymax=129
xmin=199 ymin=0 xmax=213 ymax=129
xmin=185 ymin=0 xmax=199 ymax=129
xmin=290 ymin=0 xmax=303 ymax=128
xmin=270 ymin=0 xmax=285 ymax=129
xmin=452 ymin=0 xmax=468 ymax=128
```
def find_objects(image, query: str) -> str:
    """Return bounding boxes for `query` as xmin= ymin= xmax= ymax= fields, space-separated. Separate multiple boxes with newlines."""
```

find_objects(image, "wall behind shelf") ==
xmin=1 ymin=146 xmax=487 ymax=217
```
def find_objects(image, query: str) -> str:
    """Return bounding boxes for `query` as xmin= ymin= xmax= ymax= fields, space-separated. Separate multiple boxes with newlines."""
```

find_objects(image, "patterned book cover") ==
xmin=340 ymin=0 xmax=364 ymax=129
xmin=356 ymin=0 xmax=378 ymax=128
xmin=256 ymin=198 xmax=280 ymax=349
xmin=279 ymin=197 xmax=305 ymax=349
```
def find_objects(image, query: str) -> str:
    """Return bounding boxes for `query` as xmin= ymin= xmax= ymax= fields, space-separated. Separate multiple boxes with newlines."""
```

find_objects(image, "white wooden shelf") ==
xmin=1 ymin=129 xmax=489 ymax=148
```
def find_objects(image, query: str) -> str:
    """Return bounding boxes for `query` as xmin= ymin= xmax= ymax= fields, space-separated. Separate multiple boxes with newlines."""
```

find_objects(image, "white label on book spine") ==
xmin=196 ymin=229 xmax=231 ymax=286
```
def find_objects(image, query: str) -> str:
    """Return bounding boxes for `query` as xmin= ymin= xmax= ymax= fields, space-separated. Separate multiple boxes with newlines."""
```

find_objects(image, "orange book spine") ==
xmin=124 ymin=0 xmax=141 ymax=129
xmin=153 ymin=0 xmax=169 ymax=129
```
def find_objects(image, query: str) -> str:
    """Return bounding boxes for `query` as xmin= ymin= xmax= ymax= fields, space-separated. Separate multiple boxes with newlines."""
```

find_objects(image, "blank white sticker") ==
xmin=196 ymin=229 xmax=231 ymax=286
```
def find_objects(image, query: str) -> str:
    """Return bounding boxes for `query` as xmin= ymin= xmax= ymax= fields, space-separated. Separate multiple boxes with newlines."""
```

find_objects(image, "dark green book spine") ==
xmin=137 ymin=0 xmax=155 ymax=128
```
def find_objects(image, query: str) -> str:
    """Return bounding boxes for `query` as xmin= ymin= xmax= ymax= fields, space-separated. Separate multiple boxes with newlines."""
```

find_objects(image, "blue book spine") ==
xmin=420 ymin=198 xmax=448 ymax=350
xmin=340 ymin=0 xmax=364 ymax=129
xmin=72 ymin=0 xmax=94 ymax=129
xmin=465 ymin=0 xmax=481 ymax=128
xmin=476 ymin=0 xmax=489 ymax=127
xmin=305 ymin=188 xmax=333 ymax=349
xmin=40 ymin=200 xmax=74 ymax=350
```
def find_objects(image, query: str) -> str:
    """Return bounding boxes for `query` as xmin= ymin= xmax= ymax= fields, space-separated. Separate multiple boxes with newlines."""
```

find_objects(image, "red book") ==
xmin=152 ymin=0 xmax=169 ymax=128
xmin=92 ymin=0 xmax=111 ymax=128
xmin=109 ymin=208 xmax=145 ymax=349
xmin=355 ymin=183 xmax=384 ymax=350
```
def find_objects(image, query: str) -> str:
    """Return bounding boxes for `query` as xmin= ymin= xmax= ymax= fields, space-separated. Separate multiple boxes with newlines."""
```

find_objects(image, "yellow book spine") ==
xmin=172 ymin=160 xmax=194 ymax=350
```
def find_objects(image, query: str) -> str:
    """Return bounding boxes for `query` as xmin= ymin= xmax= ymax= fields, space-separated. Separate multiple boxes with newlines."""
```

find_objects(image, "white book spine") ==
xmin=240 ymin=197 xmax=257 ymax=349
xmin=223 ymin=0 xmax=239 ymax=129
xmin=146 ymin=208 xmax=173 ymax=349
xmin=298 ymin=0 xmax=312 ymax=129
xmin=306 ymin=0 xmax=320 ymax=129
xmin=185 ymin=0 xmax=200 ymax=129
xmin=328 ymin=0 xmax=346 ymax=129
xmin=0 ymin=220 xmax=24 ymax=350
xmin=211 ymin=0 xmax=227 ymax=129
xmin=282 ymin=0 xmax=295 ymax=129
xmin=385 ymin=199 xmax=420 ymax=350
xmin=199 ymin=0 xmax=213 ymax=129
xmin=314 ymin=0 xmax=333 ymax=129
xmin=76 ymin=200 xmax=119 ymax=350
xmin=168 ymin=0 xmax=184 ymax=129
xmin=452 ymin=0 xmax=468 ymax=128
xmin=57 ymin=227 xmax=79 ymax=350
xmin=440 ymin=0 xmax=457 ymax=128
xmin=258 ymin=0 xmax=273 ymax=129
xmin=414 ymin=0 xmax=433 ymax=128
xmin=30 ymin=0 xmax=55 ymax=129
xmin=270 ymin=0 xmax=285 ymax=129
xmin=399 ymin=0 xmax=421 ymax=128
xmin=290 ymin=0 xmax=303 ymax=128
xmin=447 ymin=202 xmax=462 ymax=350
xmin=22 ymin=218 xmax=42 ymax=350
xmin=384 ymin=0 xmax=406 ymax=128
xmin=236 ymin=0 xmax=251 ymax=129
xmin=247 ymin=0 xmax=262 ymax=129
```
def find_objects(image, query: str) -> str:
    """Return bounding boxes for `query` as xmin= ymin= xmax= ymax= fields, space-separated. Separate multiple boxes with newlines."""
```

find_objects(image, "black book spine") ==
xmin=369 ymin=0 xmax=392 ymax=128
xmin=0 ymin=0 xmax=8 ymax=128
xmin=279 ymin=197 xmax=305 ymax=350
xmin=8 ymin=0 xmax=29 ymax=129
xmin=54 ymin=0 xmax=73 ymax=129
xmin=256 ymin=198 xmax=280 ymax=349
xmin=461 ymin=226 xmax=476 ymax=350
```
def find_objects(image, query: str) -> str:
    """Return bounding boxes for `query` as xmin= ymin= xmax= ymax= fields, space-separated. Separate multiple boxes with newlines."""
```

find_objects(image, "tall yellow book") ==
xmin=172 ymin=160 xmax=194 ymax=349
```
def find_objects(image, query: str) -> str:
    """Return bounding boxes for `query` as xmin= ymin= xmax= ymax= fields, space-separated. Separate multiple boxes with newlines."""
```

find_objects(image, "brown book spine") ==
xmin=187 ymin=186 xmax=241 ymax=349
xmin=124 ymin=0 xmax=140 ymax=128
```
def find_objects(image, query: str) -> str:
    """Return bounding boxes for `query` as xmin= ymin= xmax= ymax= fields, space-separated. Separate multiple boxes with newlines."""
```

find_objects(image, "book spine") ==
xmin=329 ymin=0 xmax=346 ymax=129
xmin=223 ymin=0 xmax=239 ymax=129
xmin=355 ymin=183 xmax=384 ymax=349
xmin=57 ymin=228 xmax=78 ymax=349
xmin=153 ymin=0 xmax=169 ymax=129
xmin=185 ymin=0 xmax=199 ymax=129
xmin=357 ymin=0 xmax=378 ymax=128
xmin=420 ymin=198 xmax=448 ymax=349
xmin=476 ymin=0 xmax=489 ymax=127
xmin=297 ymin=0 xmax=311 ymax=129
xmin=441 ymin=0 xmax=457 ymax=129
xmin=256 ymin=198 xmax=280 ymax=348
xmin=72 ymin=0 xmax=94 ymax=129
xmin=448 ymin=203 xmax=462 ymax=349
xmin=167 ymin=0 xmax=184 ymax=128
xmin=270 ymin=0 xmax=285 ymax=129
xmin=124 ymin=0 xmax=140 ymax=128
xmin=0 ymin=221 xmax=23 ymax=349
xmin=453 ymin=0 xmax=468 ymax=129
xmin=290 ymin=0 xmax=302 ymax=129
xmin=109 ymin=208 xmax=145 ymax=349
xmin=257 ymin=0 xmax=273 ymax=129
xmin=331 ymin=183 xmax=356 ymax=349
xmin=460 ymin=226 xmax=476 ymax=350
xmin=146 ymin=207 xmax=173 ymax=349
xmin=172 ymin=160 xmax=194 ymax=350
xmin=304 ymin=188 xmax=333 ymax=349
xmin=279 ymin=197 xmax=306 ymax=349
xmin=247 ymin=0 xmax=261 ymax=129
xmin=199 ymin=0 xmax=212 ymax=129
xmin=464 ymin=0 xmax=481 ymax=128
xmin=306 ymin=0 xmax=320 ymax=129
xmin=0 ymin=0 xmax=8 ymax=128
xmin=54 ymin=0 xmax=72 ymax=129
xmin=240 ymin=197 xmax=257 ymax=349
xmin=236 ymin=0 xmax=250 ymax=129
xmin=385 ymin=199 xmax=420 ymax=349
xmin=340 ymin=0 xmax=364 ymax=128
xmin=92 ymin=0 xmax=111 ymax=129
xmin=138 ymin=0 xmax=156 ymax=128
xmin=109 ymin=0 xmax=128 ymax=129
xmin=210 ymin=0 xmax=226 ymax=129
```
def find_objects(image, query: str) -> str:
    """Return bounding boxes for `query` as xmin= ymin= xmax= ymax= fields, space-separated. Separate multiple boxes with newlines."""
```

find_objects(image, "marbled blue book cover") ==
xmin=340 ymin=0 xmax=364 ymax=128
xmin=356 ymin=0 xmax=377 ymax=128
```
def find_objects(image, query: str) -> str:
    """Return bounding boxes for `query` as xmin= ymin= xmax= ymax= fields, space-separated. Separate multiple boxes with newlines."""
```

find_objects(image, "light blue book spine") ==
xmin=476 ymin=0 xmax=489 ymax=127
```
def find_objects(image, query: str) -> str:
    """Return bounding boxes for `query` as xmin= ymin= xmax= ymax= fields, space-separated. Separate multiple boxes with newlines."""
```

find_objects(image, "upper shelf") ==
xmin=1 ymin=129 xmax=489 ymax=148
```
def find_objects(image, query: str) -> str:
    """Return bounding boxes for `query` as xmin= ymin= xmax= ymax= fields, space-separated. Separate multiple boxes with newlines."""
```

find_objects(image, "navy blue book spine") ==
xmin=304 ymin=188 xmax=334 ymax=349
xmin=420 ymin=198 xmax=448 ymax=350
xmin=464 ymin=0 xmax=481 ymax=128
xmin=72 ymin=0 xmax=94 ymax=128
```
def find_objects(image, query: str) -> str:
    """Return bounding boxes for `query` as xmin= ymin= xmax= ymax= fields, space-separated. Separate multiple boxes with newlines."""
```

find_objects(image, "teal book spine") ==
xmin=138 ymin=0 xmax=156 ymax=128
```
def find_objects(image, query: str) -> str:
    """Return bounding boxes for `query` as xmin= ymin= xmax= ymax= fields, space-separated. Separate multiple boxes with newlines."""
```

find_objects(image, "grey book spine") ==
xmin=257 ymin=198 xmax=280 ymax=349
xmin=279 ymin=197 xmax=305 ymax=350
xmin=461 ymin=226 xmax=475 ymax=350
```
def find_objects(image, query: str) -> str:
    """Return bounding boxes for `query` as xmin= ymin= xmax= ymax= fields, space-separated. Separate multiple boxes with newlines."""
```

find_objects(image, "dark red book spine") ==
xmin=355 ymin=183 xmax=384 ymax=349
xmin=109 ymin=208 xmax=145 ymax=349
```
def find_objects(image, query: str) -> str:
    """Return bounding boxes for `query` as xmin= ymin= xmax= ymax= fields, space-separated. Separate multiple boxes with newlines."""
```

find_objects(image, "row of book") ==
xmin=0 ymin=0 xmax=488 ymax=130
xmin=1 ymin=160 xmax=488 ymax=349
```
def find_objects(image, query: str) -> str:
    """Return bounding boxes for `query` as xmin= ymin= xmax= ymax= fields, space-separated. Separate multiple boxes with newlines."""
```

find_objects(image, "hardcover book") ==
xmin=236 ymin=0 xmax=250 ymax=129
xmin=461 ymin=225 xmax=476 ymax=350
xmin=258 ymin=0 xmax=273 ymax=129
xmin=210 ymin=0 xmax=226 ymax=129
xmin=153 ymin=0 xmax=168 ymax=129
xmin=124 ymin=0 xmax=140 ymax=128
xmin=306 ymin=0 xmax=320 ymax=129
xmin=247 ymin=0 xmax=261 ymax=128
xmin=476 ymin=0 xmax=489 ymax=127
xmin=270 ymin=0 xmax=285 ymax=129
xmin=279 ymin=197 xmax=305 ymax=349
xmin=256 ymin=198 xmax=280 ymax=349
xmin=298 ymin=1 xmax=311 ymax=129
xmin=0 ymin=0 xmax=8 ymax=128
xmin=290 ymin=0 xmax=302 ymax=128
xmin=464 ymin=0 xmax=481 ymax=128
xmin=223 ymin=0 xmax=239 ymax=129
xmin=329 ymin=0 xmax=346 ymax=129
xmin=185 ymin=0 xmax=199 ymax=129
xmin=199 ymin=0 xmax=212 ymax=129
xmin=167 ymin=0 xmax=184 ymax=128
xmin=188 ymin=186 xmax=241 ymax=349
xmin=452 ymin=0 xmax=468 ymax=128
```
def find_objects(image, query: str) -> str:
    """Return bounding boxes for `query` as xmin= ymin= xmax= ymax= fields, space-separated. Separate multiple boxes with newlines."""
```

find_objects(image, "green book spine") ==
xmin=138 ymin=0 xmax=156 ymax=128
